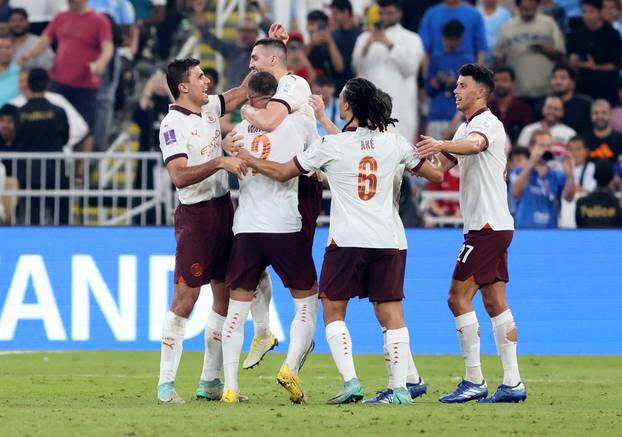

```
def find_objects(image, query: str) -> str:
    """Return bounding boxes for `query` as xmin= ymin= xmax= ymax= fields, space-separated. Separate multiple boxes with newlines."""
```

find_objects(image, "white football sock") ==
xmin=158 ymin=310 xmax=187 ymax=385
xmin=455 ymin=311 xmax=484 ymax=384
xmin=200 ymin=310 xmax=225 ymax=382
xmin=406 ymin=345 xmax=421 ymax=384
xmin=385 ymin=327 xmax=410 ymax=389
xmin=222 ymin=299 xmax=252 ymax=393
xmin=251 ymin=272 xmax=272 ymax=339
xmin=381 ymin=327 xmax=392 ymax=388
xmin=325 ymin=320 xmax=357 ymax=382
xmin=284 ymin=295 xmax=318 ymax=374
xmin=492 ymin=309 xmax=521 ymax=386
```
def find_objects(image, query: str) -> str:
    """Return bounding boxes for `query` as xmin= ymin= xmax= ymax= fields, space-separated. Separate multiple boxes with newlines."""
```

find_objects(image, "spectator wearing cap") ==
xmin=494 ymin=0 xmax=566 ymax=107
xmin=567 ymin=0 xmax=622 ymax=104
xmin=305 ymin=10 xmax=345 ymax=81
xmin=312 ymin=76 xmax=345 ymax=136
xmin=0 ymin=35 xmax=19 ymax=107
xmin=419 ymin=0 xmax=487 ymax=66
xmin=489 ymin=66 xmax=534 ymax=144
xmin=192 ymin=0 xmax=262 ymax=87
xmin=8 ymin=8 xmax=54 ymax=70
xmin=352 ymin=0 xmax=424 ymax=142
xmin=329 ymin=0 xmax=361 ymax=94
xmin=425 ymin=19 xmax=473 ymax=140
xmin=575 ymin=160 xmax=622 ymax=227
xmin=478 ymin=0 xmax=512 ymax=64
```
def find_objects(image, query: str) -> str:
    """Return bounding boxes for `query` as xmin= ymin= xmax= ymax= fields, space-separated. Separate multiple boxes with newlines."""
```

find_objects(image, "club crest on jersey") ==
xmin=163 ymin=129 xmax=177 ymax=145
xmin=361 ymin=139 xmax=374 ymax=150
xmin=206 ymin=112 xmax=217 ymax=123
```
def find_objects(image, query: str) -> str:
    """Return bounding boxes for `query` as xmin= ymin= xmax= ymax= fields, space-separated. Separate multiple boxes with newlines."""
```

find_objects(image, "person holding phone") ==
xmin=305 ymin=9 xmax=344 ymax=80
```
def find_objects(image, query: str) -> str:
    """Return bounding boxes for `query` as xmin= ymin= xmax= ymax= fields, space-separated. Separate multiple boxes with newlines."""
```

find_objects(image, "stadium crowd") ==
xmin=0 ymin=0 xmax=621 ymax=228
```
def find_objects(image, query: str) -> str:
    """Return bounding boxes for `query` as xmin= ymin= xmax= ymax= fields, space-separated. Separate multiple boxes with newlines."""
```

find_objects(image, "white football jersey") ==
xmin=295 ymin=127 xmax=423 ymax=249
xmin=159 ymin=97 xmax=228 ymax=205
xmin=452 ymin=108 xmax=515 ymax=232
xmin=272 ymin=73 xmax=316 ymax=123
xmin=232 ymin=115 xmax=306 ymax=234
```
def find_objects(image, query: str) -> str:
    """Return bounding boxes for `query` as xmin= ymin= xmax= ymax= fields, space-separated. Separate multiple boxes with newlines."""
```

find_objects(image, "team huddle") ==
xmin=156 ymin=26 xmax=527 ymax=406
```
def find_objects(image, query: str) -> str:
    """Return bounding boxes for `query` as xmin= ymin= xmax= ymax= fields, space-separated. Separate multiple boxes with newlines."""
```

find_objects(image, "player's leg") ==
xmin=373 ymin=302 xmax=427 ymax=400
xmin=243 ymin=270 xmax=278 ymax=370
xmin=157 ymin=282 xmax=200 ymax=403
xmin=196 ymin=280 xmax=228 ymax=400
xmin=221 ymin=288 xmax=254 ymax=402
xmin=479 ymin=281 xmax=527 ymax=403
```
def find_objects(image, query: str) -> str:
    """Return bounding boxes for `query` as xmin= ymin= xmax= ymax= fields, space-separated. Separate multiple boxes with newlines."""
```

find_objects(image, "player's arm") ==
xmin=412 ymin=160 xmax=443 ymax=183
xmin=241 ymin=100 xmax=288 ymax=132
xmin=561 ymin=153 xmax=576 ymax=202
xmin=221 ymin=71 xmax=254 ymax=114
xmin=416 ymin=132 xmax=487 ymax=157
xmin=309 ymin=95 xmax=340 ymax=135
xmin=166 ymin=156 xmax=247 ymax=188
xmin=238 ymin=148 xmax=302 ymax=182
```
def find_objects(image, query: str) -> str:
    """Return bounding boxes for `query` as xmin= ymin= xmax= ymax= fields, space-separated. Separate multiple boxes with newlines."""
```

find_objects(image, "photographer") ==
xmin=304 ymin=10 xmax=344 ymax=80
xmin=509 ymin=129 xmax=576 ymax=228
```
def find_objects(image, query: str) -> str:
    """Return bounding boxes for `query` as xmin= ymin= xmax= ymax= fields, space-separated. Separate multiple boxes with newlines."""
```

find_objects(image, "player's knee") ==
xmin=506 ymin=326 xmax=517 ymax=342
xmin=171 ymin=300 xmax=193 ymax=318
xmin=447 ymin=293 xmax=465 ymax=313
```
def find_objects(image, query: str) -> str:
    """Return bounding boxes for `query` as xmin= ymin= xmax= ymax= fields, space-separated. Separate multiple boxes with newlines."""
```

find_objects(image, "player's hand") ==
xmin=268 ymin=23 xmax=289 ymax=44
xmin=240 ymin=69 xmax=256 ymax=88
xmin=237 ymin=147 xmax=251 ymax=160
xmin=308 ymin=94 xmax=326 ymax=118
xmin=416 ymin=135 xmax=444 ymax=158
xmin=220 ymin=156 xmax=247 ymax=178
xmin=222 ymin=131 xmax=244 ymax=155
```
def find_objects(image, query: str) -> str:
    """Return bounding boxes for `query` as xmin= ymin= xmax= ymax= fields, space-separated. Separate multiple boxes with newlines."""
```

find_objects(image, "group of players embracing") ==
xmin=155 ymin=24 xmax=527 ymax=406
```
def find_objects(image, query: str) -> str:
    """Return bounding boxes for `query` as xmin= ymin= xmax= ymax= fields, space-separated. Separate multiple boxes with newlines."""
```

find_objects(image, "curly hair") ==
xmin=342 ymin=78 xmax=398 ymax=132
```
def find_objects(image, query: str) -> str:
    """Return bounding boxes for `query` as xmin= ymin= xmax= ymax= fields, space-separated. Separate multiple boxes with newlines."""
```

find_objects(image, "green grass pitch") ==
xmin=1 ymin=351 xmax=621 ymax=436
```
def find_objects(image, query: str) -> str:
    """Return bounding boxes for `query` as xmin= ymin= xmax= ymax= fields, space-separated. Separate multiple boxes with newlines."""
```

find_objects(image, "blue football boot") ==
xmin=406 ymin=378 xmax=428 ymax=400
xmin=439 ymin=379 xmax=488 ymax=403
xmin=479 ymin=382 xmax=527 ymax=403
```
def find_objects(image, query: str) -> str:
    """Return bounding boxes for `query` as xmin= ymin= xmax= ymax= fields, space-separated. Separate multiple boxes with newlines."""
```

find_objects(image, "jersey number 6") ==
xmin=357 ymin=156 xmax=378 ymax=201
xmin=251 ymin=134 xmax=272 ymax=175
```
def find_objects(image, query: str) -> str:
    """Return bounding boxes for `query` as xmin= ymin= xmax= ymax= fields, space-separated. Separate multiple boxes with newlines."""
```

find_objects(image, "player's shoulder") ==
xmin=160 ymin=110 xmax=184 ymax=132
xmin=279 ymin=73 xmax=311 ymax=90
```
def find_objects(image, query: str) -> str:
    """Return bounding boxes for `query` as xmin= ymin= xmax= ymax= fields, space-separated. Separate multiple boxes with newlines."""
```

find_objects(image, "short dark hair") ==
xmin=494 ymin=66 xmax=516 ymax=81
xmin=166 ymin=57 xmax=200 ymax=99
xmin=442 ymin=19 xmax=465 ymax=38
xmin=248 ymin=72 xmax=278 ymax=97
xmin=377 ymin=0 xmax=403 ymax=9
xmin=202 ymin=67 xmax=219 ymax=86
xmin=516 ymin=0 xmax=541 ymax=6
xmin=508 ymin=146 xmax=530 ymax=161
xmin=581 ymin=0 xmax=603 ymax=9
xmin=307 ymin=9 xmax=329 ymax=24
xmin=0 ymin=103 xmax=18 ymax=119
xmin=253 ymin=38 xmax=287 ymax=66
xmin=459 ymin=63 xmax=495 ymax=95
xmin=553 ymin=62 xmax=577 ymax=81
xmin=329 ymin=0 xmax=353 ymax=14
xmin=594 ymin=159 xmax=614 ymax=187
xmin=8 ymin=7 xmax=28 ymax=20
xmin=568 ymin=135 xmax=586 ymax=146
xmin=27 ymin=68 xmax=49 ymax=93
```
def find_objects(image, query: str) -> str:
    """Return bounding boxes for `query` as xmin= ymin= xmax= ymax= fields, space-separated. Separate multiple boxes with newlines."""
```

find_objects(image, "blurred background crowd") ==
xmin=0 ymin=0 xmax=620 ymax=228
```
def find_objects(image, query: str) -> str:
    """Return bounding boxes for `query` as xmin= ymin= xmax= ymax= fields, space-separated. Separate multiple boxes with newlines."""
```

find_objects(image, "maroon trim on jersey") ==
xmin=411 ymin=159 xmax=425 ymax=174
xmin=170 ymin=105 xmax=201 ymax=117
xmin=470 ymin=131 xmax=489 ymax=151
xmin=343 ymin=127 xmax=357 ymax=131
xmin=164 ymin=153 xmax=188 ymax=165
xmin=218 ymin=94 xmax=226 ymax=115
xmin=270 ymin=98 xmax=291 ymax=113
xmin=442 ymin=151 xmax=458 ymax=163
xmin=466 ymin=107 xmax=489 ymax=124
xmin=293 ymin=156 xmax=308 ymax=174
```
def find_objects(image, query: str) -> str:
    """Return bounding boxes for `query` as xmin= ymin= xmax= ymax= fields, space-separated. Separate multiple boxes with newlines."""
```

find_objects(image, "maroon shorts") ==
xmin=226 ymin=232 xmax=317 ymax=291
xmin=174 ymin=193 xmax=234 ymax=288
xmin=319 ymin=245 xmax=405 ymax=302
xmin=298 ymin=175 xmax=322 ymax=245
xmin=452 ymin=229 xmax=513 ymax=286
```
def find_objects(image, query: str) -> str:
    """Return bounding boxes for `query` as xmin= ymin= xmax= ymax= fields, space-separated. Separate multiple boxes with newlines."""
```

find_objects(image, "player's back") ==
xmin=299 ymin=127 xmax=420 ymax=249
xmin=233 ymin=116 xmax=306 ymax=234
xmin=454 ymin=109 xmax=514 ymax=232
